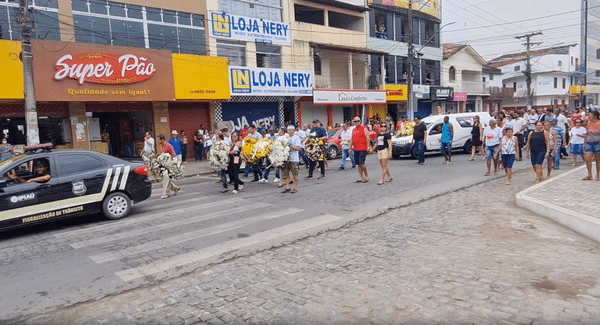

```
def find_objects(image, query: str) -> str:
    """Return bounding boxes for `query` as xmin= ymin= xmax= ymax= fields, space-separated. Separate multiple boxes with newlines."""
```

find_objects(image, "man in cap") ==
xmin=168 ymin=130 xmax=182 ymax=162
xmin=281 ymin=125 xmax=301 ymax=193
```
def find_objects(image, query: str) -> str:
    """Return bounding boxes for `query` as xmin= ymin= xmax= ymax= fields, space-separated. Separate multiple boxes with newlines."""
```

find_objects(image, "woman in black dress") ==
xmin=469 ymin=115 xmax=485 ymax=161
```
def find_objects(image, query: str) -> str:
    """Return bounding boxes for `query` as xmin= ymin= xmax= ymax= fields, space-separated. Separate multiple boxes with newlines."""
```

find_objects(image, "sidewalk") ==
xmin=517 ymin=163 xmax=600 ymax=243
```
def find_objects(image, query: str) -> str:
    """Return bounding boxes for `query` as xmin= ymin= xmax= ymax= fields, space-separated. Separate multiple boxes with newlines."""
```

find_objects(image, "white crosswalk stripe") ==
xmin=114 ymin=213 xmax=342 ymax=282
xmin=69 ymin=202 xmax=268 ymax=249
xmin=89 ymin=208 xmax=304 ymax=263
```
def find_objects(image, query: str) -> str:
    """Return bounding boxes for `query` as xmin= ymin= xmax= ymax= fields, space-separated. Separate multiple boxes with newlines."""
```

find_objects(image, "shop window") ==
xmin=256 ymin=44 xmax=282 ymax=68
xmin=314 ymin=53 xmax=322 ymax=75
xmin=449 ymin=66 xmax=456 ymax=82
xmin=295 ymin=4 xmax=324 ymax=25
xmin=373 ymin=12 xmax=387 ymax=39
xmin=217 ymin=40 xmax=246 ymax=66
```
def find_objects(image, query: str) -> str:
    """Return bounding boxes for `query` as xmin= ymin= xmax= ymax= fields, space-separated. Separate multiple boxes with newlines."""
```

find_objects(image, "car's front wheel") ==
xmin=328 ymin=146 xmax=339 ymax=159
xmin=102 ymin=192 xmax=131 ymax=220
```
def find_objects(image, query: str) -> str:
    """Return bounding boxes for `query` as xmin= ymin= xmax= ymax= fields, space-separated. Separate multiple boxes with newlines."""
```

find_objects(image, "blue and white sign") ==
xmin=209 ymin=12 xmax=291 ymax=45
xmin=221 ymin=102 xmax=279 ymax=132
xmin=229 ymin=66 xmax=313 ymax=96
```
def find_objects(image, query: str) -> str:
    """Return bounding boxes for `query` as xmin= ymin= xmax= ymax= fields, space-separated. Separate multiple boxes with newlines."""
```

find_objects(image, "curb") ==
xmin=516 ymin=163 xmax=600 ymax=243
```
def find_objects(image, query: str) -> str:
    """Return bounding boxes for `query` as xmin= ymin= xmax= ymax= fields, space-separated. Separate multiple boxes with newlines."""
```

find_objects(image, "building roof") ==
xmin=488 ymin=43 xmax=577 ymax=68
xmin=442 ymin=43 xmax=487 ymax=65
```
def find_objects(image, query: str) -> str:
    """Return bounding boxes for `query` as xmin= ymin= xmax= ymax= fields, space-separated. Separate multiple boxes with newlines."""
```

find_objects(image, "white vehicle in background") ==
xmin=391 ymin=112 xmax=492 ymax=158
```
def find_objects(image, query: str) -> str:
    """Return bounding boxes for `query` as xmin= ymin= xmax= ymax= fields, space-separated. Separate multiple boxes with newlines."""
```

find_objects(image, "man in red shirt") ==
xmin=157 ymin=134 xmax=179 ymax=199
xmin=349 ymin=117 xmax=372 ymax=183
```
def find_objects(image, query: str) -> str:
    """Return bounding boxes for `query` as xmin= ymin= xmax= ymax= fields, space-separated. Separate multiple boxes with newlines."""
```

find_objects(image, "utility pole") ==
xmin=583 ymin=0 xmax=588 ymax=108
xmin=515 ymin=31 xmax=542 ymax=110
xmin=19 ymin=0 xmax=40 ymax=145
xmin=407 ymin=0 xmax=414 ymax=119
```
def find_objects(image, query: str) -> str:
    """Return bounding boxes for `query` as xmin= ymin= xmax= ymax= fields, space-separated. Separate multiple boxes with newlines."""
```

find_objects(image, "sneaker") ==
xmin=231 ymin=190 xmax=238 ymax=194
xmin=259 ymin=178 xmax=267 ymax=183
xmin=172 ymin=186 xmax=180 ymax=196
xmin=352 ymin=165 xmax=356 ymax=168
xmin=446 ymin=161 xmax=452 ymax=165
xmin=339 ymin=167 xmax=345 ymax=170
xmin=251 ymin=179 xmax=259 ymax=182
xmin=161 ymin=194 xmax=170 ymax=199
xmin=239 ymin=185 xmax=244 ymax=191
xmin=305 ymin=175 xmax=313 ymax=179
xmin=273 ymin=178 xmax=280 ymax=183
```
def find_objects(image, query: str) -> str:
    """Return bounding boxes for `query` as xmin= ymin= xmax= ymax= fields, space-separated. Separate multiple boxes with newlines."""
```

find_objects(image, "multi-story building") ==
xmin=1 ymin=0 xmax=232 ymax=159
xmin=489 ymin=44 xmax=579 ymax=111
xmin=441 ymin=44 xmax=487 ymax=113
xmin=366 ymin=0 xmax=442 ymax=120
xmin=581 ymin=0 xmax=600 ymax=107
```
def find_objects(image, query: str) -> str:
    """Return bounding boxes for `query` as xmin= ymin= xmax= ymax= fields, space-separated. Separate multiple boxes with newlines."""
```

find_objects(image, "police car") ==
xmin=0 ymin=144 xmax=152 ymax=231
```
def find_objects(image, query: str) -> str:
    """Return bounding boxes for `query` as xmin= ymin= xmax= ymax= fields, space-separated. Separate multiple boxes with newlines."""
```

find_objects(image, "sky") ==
xmin=440 ymin=0 xmax=582 ymax=60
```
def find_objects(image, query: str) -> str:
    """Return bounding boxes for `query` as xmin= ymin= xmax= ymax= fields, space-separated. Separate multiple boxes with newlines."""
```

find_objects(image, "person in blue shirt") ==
xmin=440 ymin=116 xmax=454 ymax=164
xmin=168 ymin=130 xmax=182 ymax=162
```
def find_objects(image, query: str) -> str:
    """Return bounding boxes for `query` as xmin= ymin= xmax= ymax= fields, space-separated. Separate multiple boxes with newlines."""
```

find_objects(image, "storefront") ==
xmin=430 ymin=86 xmax=454 ymax=115
xmin=384 ymin=85 xmax=408 ymax=125
xmin=217 ymin=67 xmax=312 ymax=132
xmin=414 ymin=85 xmax=432 ymax=118
xmin=308 ymin=89 xmax=386 ymax=127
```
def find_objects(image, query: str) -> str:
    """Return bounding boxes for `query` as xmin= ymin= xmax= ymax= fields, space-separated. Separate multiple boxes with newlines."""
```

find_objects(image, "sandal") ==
xmin=362 ymin=179 xmax=369 ymax=183
xmin=484 ymin=172 xmax=491 ymax=176
xmin=469 ymin=158 xmax=474 ymax=161
xmin=582 ymin=176 xmax=593 ymax=181
xmin=282 ymin=188 xmax=291 ymax=193
xmin=290 ymin=189 xmax=297 ymax=193
xmin=354 ymin=179 xmax=363 ymax=183
xmin=220 ymin=188 xmax=229 ymax=193
xmin=278 ymin=183 xmax=284 ymax=187
xmin=377 ymin=182 xmax=384 ymax=185
xmin=386 ymin=178 xmax=393 ymax=182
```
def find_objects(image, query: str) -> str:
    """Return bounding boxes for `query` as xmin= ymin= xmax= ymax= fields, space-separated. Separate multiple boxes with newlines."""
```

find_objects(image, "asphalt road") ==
xmin=0 ymin=152 xmax=533 ymax=322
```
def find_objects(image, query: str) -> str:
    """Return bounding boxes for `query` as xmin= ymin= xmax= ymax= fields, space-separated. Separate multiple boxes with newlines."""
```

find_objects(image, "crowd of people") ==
xmin=148 ymin=106 xmax=599 ymax=199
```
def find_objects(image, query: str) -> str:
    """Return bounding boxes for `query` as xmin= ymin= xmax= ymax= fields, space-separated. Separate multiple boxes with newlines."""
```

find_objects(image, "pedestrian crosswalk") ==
xmin=56 ymin=196 xmax=342 ymax=282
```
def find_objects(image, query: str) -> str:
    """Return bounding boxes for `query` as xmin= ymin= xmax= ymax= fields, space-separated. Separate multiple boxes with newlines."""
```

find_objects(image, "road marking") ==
xmin=68 ymin=202 xmax=267 ymax=249
xmin=115 ymin=213 xmax=342 ymax=282
xmin=53 ymin=197 xmax=244 ymax=239
xmin=89 ymin=208 xmax=304 ymax=263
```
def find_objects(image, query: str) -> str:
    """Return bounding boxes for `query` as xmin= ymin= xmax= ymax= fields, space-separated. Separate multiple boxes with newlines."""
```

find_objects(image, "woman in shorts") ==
xmin=583 ymin=110 xmax=600 ymax=180
xmin=525 ymin=121 xmax=551 ymax=184
xmin=494 ymin=127 xmax=519 ymax=185
xmin=376 ymin=123 xmax=393 ymax=185
xmin=569 ymin=118 xmax=586 ymax=166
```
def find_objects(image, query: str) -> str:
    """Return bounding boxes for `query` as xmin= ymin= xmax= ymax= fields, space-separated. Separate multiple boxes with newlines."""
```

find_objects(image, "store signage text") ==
xmin=54 ymin=53 xmax=157 ymax=85
xmin=230 ymin=67 xmax=313 ymax=96
xmin=313 ymin=90 xmax=386 ymax=105
xmin=210 ymin=12 xmax=291 ymax=45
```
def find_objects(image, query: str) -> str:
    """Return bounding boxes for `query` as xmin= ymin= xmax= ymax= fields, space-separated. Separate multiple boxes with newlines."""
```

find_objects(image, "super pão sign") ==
xmin=54 ymin=53 xmax=157 ymax=85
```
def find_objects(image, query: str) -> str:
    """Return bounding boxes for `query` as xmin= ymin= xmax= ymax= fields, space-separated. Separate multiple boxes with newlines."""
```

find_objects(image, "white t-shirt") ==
xmin=512 ymin=117 xmax=527 ymax=135
xmin=528 ymin=114 xmax=539 ymax=130
xmin=570 ymin=127 xmax=587 ymax=145
xmin=557 ymin=114 xmax=568 ymax=127
xmin=143 ymin=137 xmax=154 ymax=152
xmin=340 ymin=129 xmax=352 ymax=149
xmin=483 ymin=126 xmax=503 ymax=147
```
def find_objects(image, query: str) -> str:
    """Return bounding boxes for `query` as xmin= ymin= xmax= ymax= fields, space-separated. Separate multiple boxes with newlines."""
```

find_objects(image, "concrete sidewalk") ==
xmin=517 ymin=163 xmax=600 ymax=243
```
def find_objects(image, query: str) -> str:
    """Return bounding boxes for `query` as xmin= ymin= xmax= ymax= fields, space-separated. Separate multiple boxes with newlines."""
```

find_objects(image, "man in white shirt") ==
xmin=512 ymin=112 xmax=527 ymax=160
xmin=483 ymin=119 xmax=503 ymax=176
xmin=339 ymin=122 xmax=356 ymax=170
xmin=142 ymin=132 xmax=154 ymax=162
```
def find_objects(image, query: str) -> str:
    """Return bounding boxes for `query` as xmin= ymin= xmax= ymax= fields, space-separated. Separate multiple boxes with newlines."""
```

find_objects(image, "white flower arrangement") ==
xmin=209 ymin=140 xmax=230 ymax=171
xmin=268 ymin=136 xmax=290 ymax=168
xmin=147 ymin=153 xmax=184 ymax=181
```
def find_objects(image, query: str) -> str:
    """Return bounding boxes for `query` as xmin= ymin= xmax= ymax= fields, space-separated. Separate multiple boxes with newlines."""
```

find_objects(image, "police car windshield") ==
xmin=0 ymin=154 xmax=24 ymax=169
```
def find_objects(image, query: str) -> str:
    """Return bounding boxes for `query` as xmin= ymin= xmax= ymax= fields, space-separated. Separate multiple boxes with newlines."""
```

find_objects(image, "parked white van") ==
xmin=391 ymin=112 xmax=492 ymax=158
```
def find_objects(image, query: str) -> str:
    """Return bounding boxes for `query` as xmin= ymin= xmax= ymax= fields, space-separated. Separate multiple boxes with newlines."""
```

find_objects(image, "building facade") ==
xmin=441 ymin=44 xmax=488 ymax=114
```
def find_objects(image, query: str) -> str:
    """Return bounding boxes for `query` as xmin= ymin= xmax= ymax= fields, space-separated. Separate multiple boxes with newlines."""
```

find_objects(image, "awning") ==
xmin=310 ymin=42 xmax=389 ymax=56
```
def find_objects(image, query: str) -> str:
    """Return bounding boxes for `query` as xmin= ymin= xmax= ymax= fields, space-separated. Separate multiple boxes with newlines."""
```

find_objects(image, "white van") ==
xmin=391 ymin=112 xmax=492 ymax=158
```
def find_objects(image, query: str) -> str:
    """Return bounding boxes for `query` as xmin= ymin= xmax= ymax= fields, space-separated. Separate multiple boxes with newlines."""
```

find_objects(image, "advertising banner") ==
xmin=0 ymin=40 xmax=24 ymax=100
xmin=430 ymin=87 xmax=454 ymax=101
xmin=313 ymin=89 xmax=386 ymax=105
xmin=221 ymin=102 xmax=279 ymax=133
xmin=229 ymin=66 xmax=312 ymax=96
xmin=173 ymin=54 xmax=230 ymax=100
xmin=208 ymin=11 xmax=291 ymax=45
xmin=453 ymin=93 xmax=468 ymax=102
xmin=32 ymin=40 xmax=174 ymax=102
xmin=367 ymin=0 xmax=441 ymax=19
xmin=413 ymin=85 xmax=430 ymax=99
xmin=385 ymin=84 xmax=407 ymax=101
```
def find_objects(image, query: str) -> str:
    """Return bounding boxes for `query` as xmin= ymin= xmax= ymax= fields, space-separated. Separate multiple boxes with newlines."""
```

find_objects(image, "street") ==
xmin=3 ymin=153 xmax=598 ymax=324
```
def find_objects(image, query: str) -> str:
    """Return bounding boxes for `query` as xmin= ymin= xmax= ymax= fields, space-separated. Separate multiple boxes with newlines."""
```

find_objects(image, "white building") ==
xmin=441 ymin=44 xmax=488 ymax=112
xmin=488 ymin=44 xmax=579 ymax=111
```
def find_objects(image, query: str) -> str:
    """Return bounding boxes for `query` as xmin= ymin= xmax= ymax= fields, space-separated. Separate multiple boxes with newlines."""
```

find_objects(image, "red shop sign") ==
xmin=54 ymin=53 xmax=157 ymax=85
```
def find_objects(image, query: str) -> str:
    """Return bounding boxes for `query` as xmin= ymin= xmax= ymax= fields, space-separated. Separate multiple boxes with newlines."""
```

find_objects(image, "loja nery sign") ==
xmin=54 ymin=53 xmax=157 ymax=85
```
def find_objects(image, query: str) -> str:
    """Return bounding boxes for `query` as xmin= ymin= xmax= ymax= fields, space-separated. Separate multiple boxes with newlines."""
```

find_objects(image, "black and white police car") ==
xmin=0 ymin=144 xmax=152 ymax=231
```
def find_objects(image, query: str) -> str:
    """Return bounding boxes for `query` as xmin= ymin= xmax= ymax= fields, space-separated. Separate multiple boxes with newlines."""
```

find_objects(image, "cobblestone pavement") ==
xmin=24 ymin=167 xmax=600 ymax=325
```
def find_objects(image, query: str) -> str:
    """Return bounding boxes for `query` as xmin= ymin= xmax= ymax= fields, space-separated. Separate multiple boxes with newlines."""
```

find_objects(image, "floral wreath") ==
xmin=147 ymin=153 xmax=184 ymax=181
xmin=268 ymin=136 xmax=291 ymax=168
xmin=209 ymin=140 xmax=230 ymax=171
xmin=305 ymin=136 xmax=325 ymax=161
xmin=242 ymin=137 xmax=272 ymax=164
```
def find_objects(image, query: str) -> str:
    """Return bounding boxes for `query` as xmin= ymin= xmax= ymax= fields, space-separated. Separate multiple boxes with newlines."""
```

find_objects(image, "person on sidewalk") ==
xmin=157 ymin=134 xmax=180 ymax=199
xmin=583 ymin=110 xmax=600 ymax=181
xmin=180 ymin=130 xmax=188 ymax=164
xmin=569 ymin=118 xmax=587 ymax=166
xmin=305 ymin=120 xmax=327 ymax=179
xmin=194 ymin=130 xmax=204 ymax=161
xmin=376 ymin=123 xmax=393 ymax=185
xmin=483 ymin=119 xmax=503 ymax=176
xmin=168 ymin=130 xmax=182 ymax=162
xmin=524 ymin=121 xmax=551 ymax=184
xmin=412 ymin=116 xmax=427 ymax=165
xmin=141 ymin=132 xmax=154 ymax=163
xmin=339 ymin=122 xmax=356 ymax=170
xmin=513 ymin=112 xmax=528 ymax=160
xmin=281 ymin=125 xmax=301 ymax=193
xmin=550 ymin=118 xmax=565 ymax=170
xmin=440 ymin=116 xmax=454 ymax=164
xmin=349 ymin=117 xmax=371 ymax=183
xmin=494 ymin=127 xmax=519 ymax=185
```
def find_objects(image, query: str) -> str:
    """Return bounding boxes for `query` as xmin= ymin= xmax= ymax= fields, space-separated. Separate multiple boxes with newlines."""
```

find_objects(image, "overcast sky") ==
xmin=440 ymin=0 xmax=582 ymax=60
